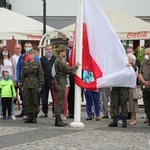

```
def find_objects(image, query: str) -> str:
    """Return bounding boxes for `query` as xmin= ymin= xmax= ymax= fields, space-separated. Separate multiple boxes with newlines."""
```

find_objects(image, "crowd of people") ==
xmin=0 ymin=40 xmax=150 ymax=128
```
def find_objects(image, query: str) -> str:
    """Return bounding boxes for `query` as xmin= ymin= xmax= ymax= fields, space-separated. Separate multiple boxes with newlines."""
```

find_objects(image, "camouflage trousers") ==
xmin=23 ymin=88 xmax=40 ymax=115
xmin=54 ymin=88 xmax=66 ymax=115
xmin=143 ymin=91 xmax=150 ymax=119
xmin=111 ymin=87 xmax=129 ymax=118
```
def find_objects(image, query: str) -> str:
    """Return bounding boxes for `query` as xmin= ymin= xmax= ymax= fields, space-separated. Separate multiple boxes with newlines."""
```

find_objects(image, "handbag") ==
xmin=132 ymin=88 xmax=142 ymax=99
xmin=51 ymin=79 xmax=57 ymax=91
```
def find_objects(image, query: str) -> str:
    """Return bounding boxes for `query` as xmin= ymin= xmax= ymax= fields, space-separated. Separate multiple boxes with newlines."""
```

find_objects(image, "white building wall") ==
xmin=9 ymin=0 xmax=150 ymax=29
xmin=9 ymin=0 xmax=150 ymax=16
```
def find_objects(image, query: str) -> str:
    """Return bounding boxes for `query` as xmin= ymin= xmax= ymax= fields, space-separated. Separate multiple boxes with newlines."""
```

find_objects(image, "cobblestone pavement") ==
xmin=0 ymin=107 xmax=150 ymax=150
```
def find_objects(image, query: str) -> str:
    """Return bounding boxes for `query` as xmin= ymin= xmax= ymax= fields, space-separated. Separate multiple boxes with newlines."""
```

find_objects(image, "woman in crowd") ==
xmin=0 ymin=46 xmax=16 ymax=120
xmin=21 ymin=49 xmax=44 ymax=123
xmin=127 ymin=53 xmax=139 ymax=125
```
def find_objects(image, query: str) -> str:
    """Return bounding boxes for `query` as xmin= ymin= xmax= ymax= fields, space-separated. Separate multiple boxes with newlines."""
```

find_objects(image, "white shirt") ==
xmin=0 ymin=59 xmax=13 ymax=77
xmin=12 ymin=54 xmax=20 ymax=64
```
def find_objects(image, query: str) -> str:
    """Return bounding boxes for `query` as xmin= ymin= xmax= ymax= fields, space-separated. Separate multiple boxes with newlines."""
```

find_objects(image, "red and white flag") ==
xmin=74 ymin=0 xmax=136 ymax=89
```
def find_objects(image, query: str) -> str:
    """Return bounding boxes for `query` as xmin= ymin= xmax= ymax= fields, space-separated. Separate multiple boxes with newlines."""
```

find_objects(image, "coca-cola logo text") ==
xmin=127 ymin=31 xmax=148 ymax=39
xmin=27 ymin=34 xmax=42 ymax=40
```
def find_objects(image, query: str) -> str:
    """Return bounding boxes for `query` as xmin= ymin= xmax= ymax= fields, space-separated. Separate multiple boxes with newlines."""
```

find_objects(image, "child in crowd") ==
xmin=83 ymin=70 xmax=101 ymax=121
xmin=0 ymin=70 xmax=16 ymax=120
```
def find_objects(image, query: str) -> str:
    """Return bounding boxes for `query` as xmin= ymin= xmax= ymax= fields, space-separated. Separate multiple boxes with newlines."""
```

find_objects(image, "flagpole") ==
xmin=70 ymin=0 xmax=84 ymax=127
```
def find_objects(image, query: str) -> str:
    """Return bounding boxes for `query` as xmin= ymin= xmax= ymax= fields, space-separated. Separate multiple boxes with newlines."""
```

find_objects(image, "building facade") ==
xmin=9 ymin=0 xmax=150 ymax=29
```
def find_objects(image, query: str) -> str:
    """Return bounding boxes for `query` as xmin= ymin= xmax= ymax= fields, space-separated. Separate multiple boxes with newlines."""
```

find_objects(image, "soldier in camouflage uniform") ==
xmin=54 ymin=45 xmax=79 ymax=127
xmin=21 ymin=49 xmax=44 ymax=123
xmin=109 ymin=87 xmax=129 ymax=128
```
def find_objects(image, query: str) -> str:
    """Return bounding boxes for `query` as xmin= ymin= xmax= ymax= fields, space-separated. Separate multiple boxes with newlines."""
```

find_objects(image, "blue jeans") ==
xmin=41 ymin=84 xmax=50 ymax=114
xmin=84 ymin=90 xmax=100 ymax=117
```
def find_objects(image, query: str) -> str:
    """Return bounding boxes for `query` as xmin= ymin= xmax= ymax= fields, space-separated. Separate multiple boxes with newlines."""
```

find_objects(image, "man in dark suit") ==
xmin=39 ymin=45 xmax=56 ymax=118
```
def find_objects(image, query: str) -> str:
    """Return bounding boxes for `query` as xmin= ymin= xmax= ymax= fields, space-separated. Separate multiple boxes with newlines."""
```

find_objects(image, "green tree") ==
xmin=136 ymin=46 xmax=145 ymax=63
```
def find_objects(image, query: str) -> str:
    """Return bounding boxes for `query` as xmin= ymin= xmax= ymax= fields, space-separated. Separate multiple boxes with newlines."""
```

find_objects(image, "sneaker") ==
xmin=53 ymin=114 xmax=56 ymax=119
xmin=118 ymin=120 xmax=123 ymax=125
xmin=102 ymin=116 xmax=109 ymax=119
xmin=62 ymin=117 xmax=67 ymax=120
xmin=7 ymin=116 xmax=11 ymax=121
xmin=11 ymin=115 xmax=16 ymax=120
xmin=144 ymin=119 xmax=149 ymax=124
xmin=3 ymin=116 xmax=6 ymax=121
xmin=96 ymin=117 xmax=100 ymax=121
xmin=16 ymin=113 xmax=24 ymax=117
xmin=39 ymin=113 xmax=48 ymax=118
xmin=67 ymin=114 xmax=74 ymax=119
xmin=23 ymin=115 xmax=28 ymax=119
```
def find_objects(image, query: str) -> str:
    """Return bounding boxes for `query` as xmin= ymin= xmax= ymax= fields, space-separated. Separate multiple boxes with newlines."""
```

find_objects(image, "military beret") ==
xmin=28 ymin=49 xmax=35 ymax=54
xmin=57 ymin=44 xmax=68 ymax=51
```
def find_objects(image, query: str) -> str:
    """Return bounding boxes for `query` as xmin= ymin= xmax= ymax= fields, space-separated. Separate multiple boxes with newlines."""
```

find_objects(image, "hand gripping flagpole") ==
xmin=70 ymin=0 xmax=84 ymax=127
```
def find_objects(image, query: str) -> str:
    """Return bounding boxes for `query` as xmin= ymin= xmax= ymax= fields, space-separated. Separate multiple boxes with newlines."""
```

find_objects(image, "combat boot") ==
xmin=24 ymin=114 xmax=32 ymax=123
xmin=122 ymin=117 xmax=127 ymax=128
xmin=55 ymin=114 xmax=68 ymax=127
xmin=109 ymin=117 xmax=118 ymax=127
xmin=32 ymin=114 xmax=37 ymax=123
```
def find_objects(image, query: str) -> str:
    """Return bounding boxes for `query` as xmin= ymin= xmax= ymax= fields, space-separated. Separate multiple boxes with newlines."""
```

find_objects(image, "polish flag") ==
xmin=73 ymin=0 xmax=136 ymax=89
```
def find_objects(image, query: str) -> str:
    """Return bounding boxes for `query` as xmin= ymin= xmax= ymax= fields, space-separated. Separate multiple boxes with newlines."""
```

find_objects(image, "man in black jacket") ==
xmin=39 ymin=45 xmax=56 ymax=118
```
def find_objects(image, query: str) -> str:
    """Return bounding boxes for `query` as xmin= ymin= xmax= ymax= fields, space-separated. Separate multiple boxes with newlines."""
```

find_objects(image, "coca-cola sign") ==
xmin=127 ymin=31 xmax=148 ymax=39
xmin=27 ymin=34 xmax=42 ymax=40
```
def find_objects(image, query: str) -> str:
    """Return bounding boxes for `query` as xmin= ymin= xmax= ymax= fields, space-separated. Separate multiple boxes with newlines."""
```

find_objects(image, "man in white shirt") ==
xmin=11 ymin=44 xmax=22 ymax=81
xmin=11 ymin=44 xmax=22 ymax=120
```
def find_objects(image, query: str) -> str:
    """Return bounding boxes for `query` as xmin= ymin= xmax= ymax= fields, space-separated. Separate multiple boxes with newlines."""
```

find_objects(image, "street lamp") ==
xmin=0 ymin=0 xmax=12 ymax=10
xmin=0 ymin=0 xmax=6 ymax=7
xmin=42 ymin=0 xmax=46 ymax=35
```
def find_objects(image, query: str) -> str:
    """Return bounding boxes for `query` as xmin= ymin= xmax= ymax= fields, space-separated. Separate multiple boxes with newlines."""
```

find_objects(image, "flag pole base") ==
xmin=70 ymin=122 xmax=85 ymax=128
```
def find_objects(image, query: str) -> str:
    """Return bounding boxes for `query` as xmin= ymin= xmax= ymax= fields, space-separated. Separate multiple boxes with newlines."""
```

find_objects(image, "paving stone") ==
xmin=0 ymin=107 xmax=150 ymax=150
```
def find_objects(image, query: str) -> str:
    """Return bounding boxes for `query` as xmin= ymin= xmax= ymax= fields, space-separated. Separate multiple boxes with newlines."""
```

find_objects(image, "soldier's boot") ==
xmin=24 ymin=114 xmax=32 ymax=123
xmin=32 ymin=114 xmax=37 ymax=123
xmin=55 ymin=114 xmax=68 ymax=127
xmin=109 ymin=117 xmax=118 ymax=127
xmin=122 ymin=117 xmax=127 ymax=128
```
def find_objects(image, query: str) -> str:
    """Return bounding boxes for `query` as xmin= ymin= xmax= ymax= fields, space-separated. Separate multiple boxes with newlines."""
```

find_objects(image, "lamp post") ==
xmin=42 ymin=0 xmax=46 ymax=35
xmin=0 ymin=0 xmax=6 ymax=7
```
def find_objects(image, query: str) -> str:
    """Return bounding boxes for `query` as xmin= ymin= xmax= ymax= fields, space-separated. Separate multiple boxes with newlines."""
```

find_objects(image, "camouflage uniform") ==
xmin=21 ymin=61 xmax=44 ymax=116
xmin=54 ymin=56 xmax=78 ymax=115
xmin=111 ymin=87 xmax=129 ymax=117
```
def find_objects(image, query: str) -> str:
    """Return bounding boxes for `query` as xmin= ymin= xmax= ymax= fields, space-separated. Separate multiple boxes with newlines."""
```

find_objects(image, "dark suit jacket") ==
xmin=40 ymin=56 xmax=56 ymax=85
